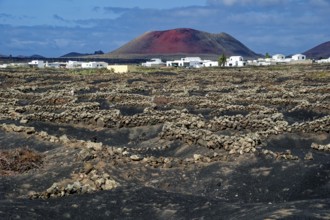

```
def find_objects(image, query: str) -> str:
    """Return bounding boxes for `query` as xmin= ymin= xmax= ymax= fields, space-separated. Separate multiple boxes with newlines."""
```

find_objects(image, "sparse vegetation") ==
xmin=68 ymin=68 xmax=110 ymax=75
xmin=0 ymin=148 xmax=43 ymax=175
xmin=218 ymin=53 xmax=227 ymax=67
xmin=309 ymin=71 xmax=330 ymax=80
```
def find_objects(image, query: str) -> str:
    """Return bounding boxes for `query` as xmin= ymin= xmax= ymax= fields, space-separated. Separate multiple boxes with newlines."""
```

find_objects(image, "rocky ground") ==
xmin=0 ymin=65 xmax=329 ymax=219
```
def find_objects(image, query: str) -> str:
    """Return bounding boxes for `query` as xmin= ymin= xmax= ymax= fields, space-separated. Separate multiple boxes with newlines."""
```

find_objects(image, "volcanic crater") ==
xmin=108 ymin=28 xmax=260 ymax=59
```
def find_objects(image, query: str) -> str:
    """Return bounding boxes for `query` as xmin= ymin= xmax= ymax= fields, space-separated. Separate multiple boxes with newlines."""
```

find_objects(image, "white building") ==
xmin=0 ymin=64 xmax=8 ymax=68
xmin=81 ymin=62 xmax=108 ymax=69
xmin=256 ymin=60 xmax=272 ymax=66
xmin=28 ymin=60 xmax=45 ymax=68
xmin=225 ymin=56 xmax=246 ymax=67
xmin=66 ymin=61 xmax=82 ymax=69
xmin=202 ymin=60 xmax=219 ymax=67
xmin=316 ymin=57 xmax=330 ymax=63
xmin=46 ymin=62 xmax=66 ymax=68
xmin=166 ymin=57 xmax=218 ymax=68
xmin=272 ymin=54 xmax=286 ymax=61
xmin=142 ymin=58 xmax=165 ymax=67
xmin=166 ymin=57 xmax=202 ymax=68
xmin=292 ymin=54 xmax=306 ymax=61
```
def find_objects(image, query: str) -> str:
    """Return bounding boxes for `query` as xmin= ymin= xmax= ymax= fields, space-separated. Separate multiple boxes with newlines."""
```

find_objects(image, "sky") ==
xmin=0 ymin=0 xmax=329 ymax=57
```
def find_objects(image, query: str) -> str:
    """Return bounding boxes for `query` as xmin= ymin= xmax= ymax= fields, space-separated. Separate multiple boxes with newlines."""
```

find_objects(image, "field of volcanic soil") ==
xmin=0 ymin=65 xmax=330 ymax=219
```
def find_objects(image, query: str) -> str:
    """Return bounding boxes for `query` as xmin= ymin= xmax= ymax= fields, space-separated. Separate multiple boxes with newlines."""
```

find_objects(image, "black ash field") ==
xmin=0 ymin=65 xmax=329 ymax=219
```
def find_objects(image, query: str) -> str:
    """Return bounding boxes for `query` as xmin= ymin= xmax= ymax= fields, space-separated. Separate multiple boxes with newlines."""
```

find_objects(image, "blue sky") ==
xmin=0 ymin=0 xmax=329 ymax=57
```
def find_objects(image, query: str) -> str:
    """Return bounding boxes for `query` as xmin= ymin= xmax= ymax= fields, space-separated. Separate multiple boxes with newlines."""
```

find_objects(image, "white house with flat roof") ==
xmin=28 ymin=60 xmax=45 ymax=68
xmin=166 ymin=57 xmax=202 ymax=67
xmin=81 ymin=62 xmax=108 ymax=69
xmin=66 ymin=61 xmax=82 ymax=69
xmin=317 ymin=57 xmax=330 ymax=63
xmin=272 ymin=54 xmax=286 ymax=61
xmin=225 ymin=56 xmax=246 ymax=67
xmin=292 ymin=54 xmax=306 ymax=61
xmin=202 ymin=60 xmax=219 ymax=67
xmin=142 ymin=58 xmax=165 ymax=67
xmin=46 ymin=62 xmax=66 ymax=68
xmin=166 ymin=57 xmax=218 ymax=68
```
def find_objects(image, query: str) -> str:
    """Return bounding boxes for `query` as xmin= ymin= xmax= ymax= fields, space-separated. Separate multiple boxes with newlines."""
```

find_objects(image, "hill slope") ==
xmin=106 ymin=28 xmax=260 ymax=59
xmin=304 ymin=41 xmax=330 ymax=59
xmin=61 ymin=51 xmax=104 ymax=58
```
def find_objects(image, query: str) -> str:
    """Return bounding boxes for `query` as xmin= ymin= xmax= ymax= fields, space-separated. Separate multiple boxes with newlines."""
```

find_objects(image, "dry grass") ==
xmin=153 ymin=96 xmax=171 ymax=106
xmin=0 ymin=148 xmax=43 ymax=176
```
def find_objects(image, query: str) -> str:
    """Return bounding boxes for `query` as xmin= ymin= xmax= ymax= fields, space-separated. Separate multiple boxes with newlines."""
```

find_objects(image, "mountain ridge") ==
xmin=303 ymin=41 xmax=330 ymax=59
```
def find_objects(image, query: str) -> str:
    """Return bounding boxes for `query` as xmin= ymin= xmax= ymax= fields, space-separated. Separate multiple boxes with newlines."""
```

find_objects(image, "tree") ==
xmin=265 ymin=52 xmax=271 ymax=58
xmin=218 ymin=53 xmax=227 ymax=67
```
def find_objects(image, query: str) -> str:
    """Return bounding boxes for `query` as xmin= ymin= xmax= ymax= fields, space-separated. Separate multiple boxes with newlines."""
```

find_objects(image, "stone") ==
xmin=79 ymin=149 xmax=94 ymax=161
xmin=13 ymin=126 xmax=24 ymax=132
xmin=49 ymin=136 xmax=58 ymax=143
xmin=66 ymin=184 xmax=74 ymax=193
xmin=203 ymin=157 xmax=212 ymax=163
xmin=20 ymin=119 xmax=29 ymax=124
xmin=102 ymin=179 xmax=118 ymax=190
xmin=130 ymin=154 xmax=142 ymax=161
xmin=229 ymin=149 xmax=236 ymax=154
xmin=163 ymin=162 xmax=172 ymax=168
xmin=193 ymin=154 xmax=202 ymax=161
xmin=197 ymin=139 xmax=208 ymax=147
xmin=83 ymin=162 xmax=94 ymax=174
xmin=304 ymin=152 xmax=314 ymax=160
xmin=73 ymin=181 xmax=82 ymax=192
xmin=59 ymin=134 xmax=71 ymax=144
xmin=25 ymin=127 xmax=36 ymax=134
xmin=39 ymin=131 xmax=48 ymax=138
xmin=86 ymin=141 xmax=103 ymax=151
xmin=95 ymin=178 xmax=105 ymax=187
xmin=122 ymin=151 xmax=130 ymax=156
xmin=96 ymin=118 xmax=105 ymax=127
xmin=46 ymin=183 xmax=58 ymax=194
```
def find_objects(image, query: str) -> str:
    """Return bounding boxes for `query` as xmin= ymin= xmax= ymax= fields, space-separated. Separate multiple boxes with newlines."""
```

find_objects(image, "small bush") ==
xmin=153 ymin=96 xmax=171 ymax=106
xmin=0 ymin=148 xmax=43 ymax=175
xmin=68 ymin=68 xmax=110 ymax=75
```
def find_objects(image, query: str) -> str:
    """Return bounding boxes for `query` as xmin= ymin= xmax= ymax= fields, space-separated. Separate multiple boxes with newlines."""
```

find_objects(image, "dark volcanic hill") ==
xmin=107 ymin=28 xmax=260 ymax=59
xmin=61 ymin=52 xmax=90 ymax=58
xmin=304 ymin=41 xmax=330 ymax=59
xmin=62 ymin=50 xmax=104 ymax=58
xmin=30 ymin=54 xmax=45 ymax=59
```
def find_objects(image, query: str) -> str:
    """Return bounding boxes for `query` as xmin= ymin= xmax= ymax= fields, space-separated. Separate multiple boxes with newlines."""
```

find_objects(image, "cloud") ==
xmin=8 ymin=39 xmax=49 ymax=51
xmin=53 ymin=38 xmax=86 ymax=48
xmin=0 ymin=25 xmax=99 ymax=56
xmin=228 ymin=11 xmax=282 ymax=25
xmin=172 ymin=7 xmax=218 ymax=18
xmin=103 ymin=6 xmax=133 ymax=14
xmin=93 ymin=6 xmax=101 ymax=12
xmin=310 ymin=0 xmax=330 ymax=7
xmin=0 ymin=13 xmax=12 ymax=18
xmin=53 ymin=14 xmax=70 ymax=23
xmin=207 ymin=0 xmax=286 ymax=6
